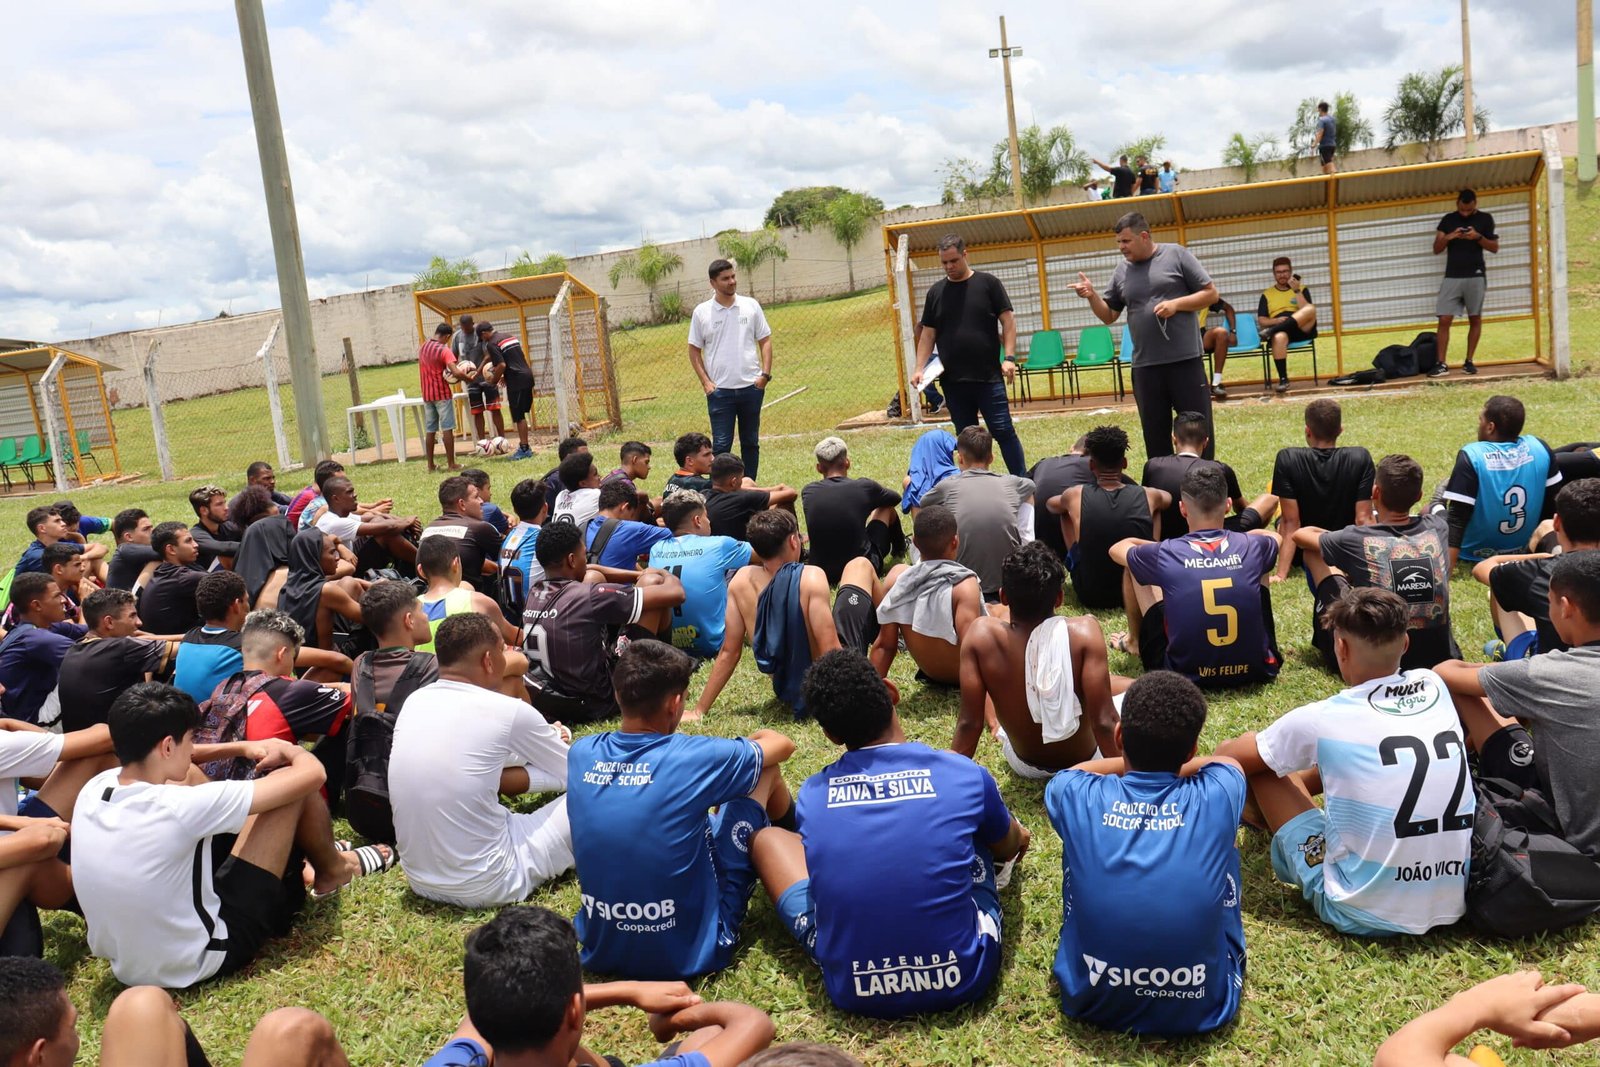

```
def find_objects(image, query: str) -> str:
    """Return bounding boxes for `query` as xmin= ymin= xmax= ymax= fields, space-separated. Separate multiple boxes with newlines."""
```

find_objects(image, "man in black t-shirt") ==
xmin=1270 ymin=398 xmax=1375 ymax=584
xmin=187 ymin=485 xmax=240 ymax=569
xmin=704 ymin=453 xmax=796 ymax=543
xmin=105 ymin=508 xmax=159 ymax=592
xmin=801 ymin=436 xmax=902 ymax=583
xmin=909 ymin=235 xmax=1026 ymax=476
xmin=1476 ymin=478 xmax=1600 ymax=656
xmin=421 ymin=476 xmax=503 ymax=598
xmin=1292 ymin=454 xmax=1460 ymax=672
xmin=1135 ymin=155 xmax=1160 ymax=195
xmin=476 ymin=322 xmax=535 ymax=460
xmin=137 ymin=522 xmax=208 ymax=635
xmin=57 ymin=588 xmax=176 ymax=732
xmin=1432 ymin=188 xmax=1499 ymax=374
xmin=1140 ymin=412 xmax=1276 ymax=540
xmin=1092 ymin=155 xmax=1137 ymax=199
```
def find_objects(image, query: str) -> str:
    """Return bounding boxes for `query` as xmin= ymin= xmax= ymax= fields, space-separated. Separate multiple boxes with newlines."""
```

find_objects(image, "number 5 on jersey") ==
xmin=1201 ymin=578 xmax=1238 ymax=647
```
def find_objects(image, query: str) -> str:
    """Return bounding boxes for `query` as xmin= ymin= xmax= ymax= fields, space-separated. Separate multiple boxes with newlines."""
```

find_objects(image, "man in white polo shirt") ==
xmin=688 ymin=258 xmax=775 ymax=480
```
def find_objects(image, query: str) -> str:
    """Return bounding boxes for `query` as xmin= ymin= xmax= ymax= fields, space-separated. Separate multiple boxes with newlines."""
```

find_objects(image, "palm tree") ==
xmin=607 ymin=241 xmax=685 ymax=320
xmin=1383 ymin=65 xmax=1490 ymax=161
xmin=1222 ymin=132 xmax=1281 ymax=184
xmin=1286 ymin=92 xmax=1375 ymax=174
xmin=806 ymin=192 xmax=877 ymax=292
xmin=509 ymin=251 xmax=567 ymax=278
xmin=413 ymin=255 xmax=480 ymax=291
xmin=716 ymin=227 xmax=789 ymax=300
xmin=987 ymin=124 xmax=1090 ymax=202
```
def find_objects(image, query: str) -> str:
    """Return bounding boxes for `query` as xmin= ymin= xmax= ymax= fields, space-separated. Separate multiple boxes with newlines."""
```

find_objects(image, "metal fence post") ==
xmin=38 ymin=353 xmax=71 ymax=493
xmin=1542 ymin=128 xmax=1571 ymax=380
xmin=895 ymin=235 xmax=923 ymax=425
xmin=258 ymin=321 xmax=292 ymax=465
xmin=549 ymin=280 xmax=574 ymax=438
xmin=141 ymin=340 xmax=176 ymax=481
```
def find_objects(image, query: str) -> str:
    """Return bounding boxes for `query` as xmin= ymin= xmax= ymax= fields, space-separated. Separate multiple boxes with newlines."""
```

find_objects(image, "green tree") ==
xmin=804 ymin=191 xmax=878 ymax=292
xmin=1382 ymin=65 xmax=1490 ymax=161
xmin=715 ymin=226 xmax=789 ymax=300
xmin=990 ymin=124 xmax=1090 ymax=202
xmin=413 ymin=255 xmax=480 ymax=291
xmin=1286 ymin=92 xmax=1375 ymax=173
xmin=509 ymin=251 xmax=567 ymax=278
xmin=1221 ymin=132 xmax=1282 ymax=184
xmin=940 ymin=157 xmax=1007 ymax=206
xmin=1112 ymin=134 xmax=1168 ymax=166
xmin=607 ymin=241 xmax=685 ymax=321
xmin=763 ymin=186 xmax=884 ymax=229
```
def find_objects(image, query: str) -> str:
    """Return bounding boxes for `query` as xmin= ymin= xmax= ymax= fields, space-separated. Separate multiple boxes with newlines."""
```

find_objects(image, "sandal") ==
xmin=309 ymin=843 xmax=398 ymax=900
xmin=1108 ymin=631 xmax=1136 ymax=656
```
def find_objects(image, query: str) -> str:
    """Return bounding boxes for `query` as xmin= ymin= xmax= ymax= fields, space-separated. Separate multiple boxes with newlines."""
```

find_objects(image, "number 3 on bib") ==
xmin=1498 ymin=485 xmax=1527 ymax=536
xmin=1201 ymin=578 xmax=1238 ymax=647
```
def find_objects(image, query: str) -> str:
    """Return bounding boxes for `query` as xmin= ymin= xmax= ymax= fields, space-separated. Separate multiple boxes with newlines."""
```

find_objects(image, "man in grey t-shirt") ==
xmin=1073 ymin=211 xmax=1220 ymax=461
xmin=917 ymin=426 xmax=1035 ymax=600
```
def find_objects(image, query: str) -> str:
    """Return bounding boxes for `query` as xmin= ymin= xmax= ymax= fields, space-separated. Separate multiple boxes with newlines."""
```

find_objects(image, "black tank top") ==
xmin=1073 ymin=483 xmax=1153 ymax=609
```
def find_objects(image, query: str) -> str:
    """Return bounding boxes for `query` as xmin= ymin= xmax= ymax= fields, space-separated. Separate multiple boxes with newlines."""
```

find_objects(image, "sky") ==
xmin=1 ymin=0 xmax=1592 ymax=339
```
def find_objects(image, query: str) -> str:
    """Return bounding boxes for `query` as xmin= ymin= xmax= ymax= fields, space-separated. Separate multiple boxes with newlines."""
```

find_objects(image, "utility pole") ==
xmin=1581 ymin=0 xmax=1596 ymax=182
xmin=989 ymin=17 xmax=1025 ymax=210
xmin=1461 ymin=0 xmax=1477 ymax=156
xmin=235 ymin=0 xmax=328 ymax=464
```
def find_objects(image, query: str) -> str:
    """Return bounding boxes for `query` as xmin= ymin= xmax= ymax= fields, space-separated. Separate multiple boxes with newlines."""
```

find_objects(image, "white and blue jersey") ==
xmin=499 ymin=523 xmax=542 ymax=613
xmin=1045 ymin=763 xmax=1246 ymax=1035
xmin=795 ymin=742 xmax=1012 ymax=1018
xmin=1442 ymin=435 xmax=1559 ymax=562
xmin=648 ymin=534 xmax=752 ymax=657
xmin=567 ymin=730 xmax=764 ymax=979
xmin=1256 ymin=668 xmax=1472 ymax=935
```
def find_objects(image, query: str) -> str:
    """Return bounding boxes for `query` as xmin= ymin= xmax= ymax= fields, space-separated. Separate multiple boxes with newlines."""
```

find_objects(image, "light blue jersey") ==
xmin=1442 ymin=435 xmax=1559 ymax=562
xmin=648 ymin=534 xmax=751 ymax=657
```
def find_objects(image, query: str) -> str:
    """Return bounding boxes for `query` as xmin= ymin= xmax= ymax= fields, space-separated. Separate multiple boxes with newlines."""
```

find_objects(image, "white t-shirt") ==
xmin=1256 ymin=668 xmax=1471 ymax=935
xmin=553 ymin=488 xmax=601 ymax=530
xmin=687 ymin=293 xmax=771 ymax=389
xmin=0 ymin=731 xmax=63 ymax=818
xmin=72 ymin=768 xmax=254 ymax=987
xmin=314 ymin=510 xmax=362 ymax=543
xmin=389 ymin=679 xmax=573 ymax=907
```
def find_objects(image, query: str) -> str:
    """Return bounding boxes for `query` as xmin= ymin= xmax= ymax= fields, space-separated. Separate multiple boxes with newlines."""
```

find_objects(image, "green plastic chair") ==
xmin=75 ymin=430 xmax=102 ymax=476
xmin=1017 ymin=330 xmax=1067 ymax=401
xmin=0 ymin=438 xmax=21 ymax=491
xmin=1069 ymin=325 xmax=1124 ymax=400
xmin=14 ymin=436 xmax=44 ymax=485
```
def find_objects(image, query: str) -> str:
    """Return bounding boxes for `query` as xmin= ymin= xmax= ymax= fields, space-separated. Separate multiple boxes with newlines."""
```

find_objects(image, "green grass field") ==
xmin=5 ymin=173 xmax=1600 ymax=1066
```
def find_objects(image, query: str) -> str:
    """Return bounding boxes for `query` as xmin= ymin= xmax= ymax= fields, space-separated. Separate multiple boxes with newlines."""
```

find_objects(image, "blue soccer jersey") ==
xmin=1046 ymin=763 xmax=1247 ymax=1035
xmin=499 ymin=523 xmax=542 ymax=613
xmin=796 ymin=742 xmax=1013 ymax=1018
xmin=1126 ymin=530 xmax=1279 ymax=686
xmin=1442 ymin=435 xmax=1560 ymax=562
xmin=567 ymin=730 xmax=764 ymax=978
xmin=648 ymin=534 xmax=753 ymax=657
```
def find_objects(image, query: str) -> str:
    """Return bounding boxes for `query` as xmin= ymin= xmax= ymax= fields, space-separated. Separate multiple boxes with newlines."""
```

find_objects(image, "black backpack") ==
xmin=344 ymin=650 xmax=439 ymax=846
xmin=1465 ymin=776 xmax=1600 ymax=938
xmin=195 ymin=672 xmax=278 ymax=781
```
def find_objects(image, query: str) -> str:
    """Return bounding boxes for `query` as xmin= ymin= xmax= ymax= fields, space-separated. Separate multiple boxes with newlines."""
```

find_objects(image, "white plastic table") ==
xmin=345 ymin=391 xmax=467 ymax=464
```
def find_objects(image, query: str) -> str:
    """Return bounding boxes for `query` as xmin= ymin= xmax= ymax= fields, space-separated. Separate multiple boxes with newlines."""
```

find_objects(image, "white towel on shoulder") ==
xmin=1024 ymin=616 xmax=1082 ymax=744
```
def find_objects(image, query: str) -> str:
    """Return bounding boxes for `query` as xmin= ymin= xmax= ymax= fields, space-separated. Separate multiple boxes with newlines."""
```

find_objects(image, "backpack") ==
xmin=195 ymin=672 xmax=278 ymax=781
xmin=586 ymin=517 xmax=622 ymax=566
xmin=344 ymin=650 xmax=439 ymax=846
xmin=1465 ymin=776 xmax=1600 ymax=938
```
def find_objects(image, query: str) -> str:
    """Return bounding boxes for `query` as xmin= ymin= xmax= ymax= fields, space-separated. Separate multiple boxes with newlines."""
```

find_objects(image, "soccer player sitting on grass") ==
xmin=416 ymin=535 xmax=521 ymax=652
xmin=752 ymin=650 xmax=1028 ymax=1019
xmin=956 ymin=542 xmax=1124 ymax=779
xmin=187 ymin=484 xmax=240 ymax=569
xmin=705 ymin=452 xmax=797 ymax=543
xmin=499 ymin=476 xmax=548 ymax=619
xmin=1215 ymin=588 xmax=1472 ymax=937
xmin=1139 ymin=411 xmax=1277 ymax=541
xmin=568 ymin=639 xmax=795 ymax=980
xmin=1109 ymin=464 xmax=1281 ymax=688
xmin=138 ymin=521 xmax=208 ymax=636
xmin=1441 ymin=394 xmax=1562 ymax=568
xmin=648 ymin=490 xmax=752 ymax=660
xmin=277 ymin=529 xmax=369 ymax=653
xmin=1046 ymin=670 xmax=1245 ymax=1036
xmin=870 ymin=504 xmax=986 ymax=687
xmin=0 ymin=572 xmax=87 ymax=725
xmin=1050 ymin=425 xmax=1168 ymax=611
xmin=667 ymin=431 xmax=715 ymax=496
xmin=314 ymin=474 xmax=420 ymax=572
xmin=800 ymin=435 xmax=903 ymax=584
xmin=422 ymin=475 xmax=504 ymax=598
xmin=422 ymin=906 xmax=776 ymax=1067
xmin=14 ymin=505 xmax=103 ymax=577
xmin=586 ymin=478 xmax=674 ymax=569
xmin=1471 ymin=477 xmax=1600 ymax=657
xmin=691 ymin=510 xmax=881 ymax=719
xmin=553 ymin=450 xmax=606 ymax=529
xmin=1293 ymin=453 xmax=1461 ymax=672
xmin=1 ymin=542 xmax=93 ymax=629
xmin=1435 ymin=551 xmax=1600 ymax=862
xmin=461 ymin=467 xmax=509 ymax=535
xmin=1269 ymin=399 xmax=1375 ymax=586
xmin=105 ymin=507 xmax=158 ymax=592
xmin=73 ymin=682 xmax=389 ymax=988
xmin=523 ymin=521 xmax=684 ymax=724
xmin=917 ymin=427 xmax=1036 ymax=603
xmin=1375 ymin=970 xmax=1600 ymax=1067
xmin=389 ymin=613 xmax=573 ymax=909
xmin=57 ymin=587 xmax=179 ymax=732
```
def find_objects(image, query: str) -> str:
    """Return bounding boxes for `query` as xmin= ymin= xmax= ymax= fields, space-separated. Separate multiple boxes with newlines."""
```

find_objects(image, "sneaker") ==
xmin=1462 ymin=360 xmax=1478 ymax=375
xmin=1274 ymin=379 xmax=1291 ymax=393
xmin=1483 ymin=638 xmax=1507 ymax=662
xmin=508 ymin=446 xmax=533 ymax=460
xmin=925 ymin=398 xmax=945 ymax=416
xmin=1211 ymin=384 xmax=1228 ymax=401
xmin=1427 ymin=363 xmax=1450 ymax=377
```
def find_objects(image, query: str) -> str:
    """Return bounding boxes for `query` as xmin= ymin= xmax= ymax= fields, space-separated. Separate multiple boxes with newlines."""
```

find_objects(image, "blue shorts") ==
xmin=708 ymin=797 xmax=770 ymax=961
xmin=1270 ymin=808 xmax=1400 ymax=938
xmin=775 ymin=851 xmax=1003 ymax=962
xmin=422 ymin=398 xmax=456 ymax=434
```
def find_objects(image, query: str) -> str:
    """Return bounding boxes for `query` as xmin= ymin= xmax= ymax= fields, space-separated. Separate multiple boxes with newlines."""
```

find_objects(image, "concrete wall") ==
xmin=61 ymin=119 xmax=1595 ymax=407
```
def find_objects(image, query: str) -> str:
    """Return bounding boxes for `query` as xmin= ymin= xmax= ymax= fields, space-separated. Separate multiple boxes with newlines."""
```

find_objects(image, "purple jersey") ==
xmin=1127 ymin=530 xmax=1279 ymax=686
xmin=521 ymin=579 xmax=643 ymax=716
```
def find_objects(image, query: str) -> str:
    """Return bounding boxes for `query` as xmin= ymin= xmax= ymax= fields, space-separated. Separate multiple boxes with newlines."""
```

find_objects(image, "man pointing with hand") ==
xmin=1073 ymin=211 xmax=1220 ymax=460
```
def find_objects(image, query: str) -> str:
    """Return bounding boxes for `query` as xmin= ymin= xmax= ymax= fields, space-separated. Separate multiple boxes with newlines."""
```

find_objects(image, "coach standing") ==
xmin=1073 ymin=211 xmax=1219 ymax=461
xmin=910 ymin=235 xmax=1027 ymax=475
xmin=688 ymin=258 xmax=774 ymax=480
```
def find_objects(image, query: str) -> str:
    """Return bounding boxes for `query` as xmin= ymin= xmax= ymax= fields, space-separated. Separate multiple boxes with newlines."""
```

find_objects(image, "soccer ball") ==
xmin=443 ymin=360 xmax=476 ymax=384
xmin=474 ymin=438 xmax=492 ymax=455
xmin=489 ymin=436 xmax=509 ymax=455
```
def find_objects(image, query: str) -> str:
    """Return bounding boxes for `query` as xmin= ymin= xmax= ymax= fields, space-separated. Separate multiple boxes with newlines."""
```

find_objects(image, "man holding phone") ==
xmin=1432 ymin=188 xmax=1499 ymax=376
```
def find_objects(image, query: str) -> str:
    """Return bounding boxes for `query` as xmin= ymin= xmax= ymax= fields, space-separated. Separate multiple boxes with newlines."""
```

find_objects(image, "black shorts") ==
xmin=1479 ymin=724 xmax=1543 ymax=791
xmin=832 ymin=584 xmax=878 ymax=655
xmin=1225 ymin=508 xmax=1266 ymax=534
xmin=1138 ymin=600 xmax=1168 ymax=673
xmin=1310 ymin=574 xmax=1350 ymax=672
xmin=1273 ymin=319 xmax=1317 ymax=344
xmin=506 ymin=385 xmax=533 ymax=423
xmin=212 ymin=834 xmax=303 ymax=979
xmin=1319 ymin=145 xmax=1336 ymax=165
xmin=466 ymin=381 xmax=502 ymax=413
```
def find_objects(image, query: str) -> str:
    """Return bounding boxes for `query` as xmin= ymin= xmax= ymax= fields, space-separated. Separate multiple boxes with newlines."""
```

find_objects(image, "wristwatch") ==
xmin=759 ymin=371 xmax=773 ymax=383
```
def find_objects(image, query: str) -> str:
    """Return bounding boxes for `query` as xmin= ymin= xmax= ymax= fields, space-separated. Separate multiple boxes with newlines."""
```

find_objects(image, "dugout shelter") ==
xmin=0 ymin=343 xmax=121 ymax=491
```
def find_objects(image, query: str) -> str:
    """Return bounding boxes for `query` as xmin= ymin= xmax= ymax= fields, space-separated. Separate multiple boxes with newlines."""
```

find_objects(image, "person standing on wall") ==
xmin=1073 ymin=212 xmax=1220 ymax=461
xmin=688 ymin=259 xmax=774 ymax=481
xmin=1314 ymin=100 xmax=1338 ymax=175
xmin=910 ymin=236 xmax=1027 ymax=476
